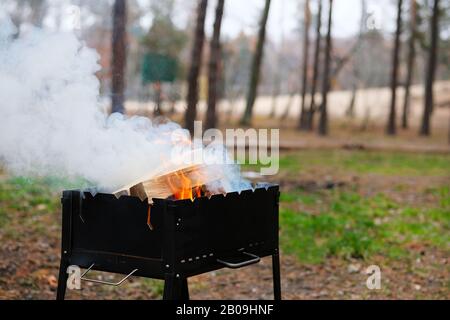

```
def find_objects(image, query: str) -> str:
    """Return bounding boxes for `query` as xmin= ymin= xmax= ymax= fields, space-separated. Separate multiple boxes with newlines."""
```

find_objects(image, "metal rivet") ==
xmin=165 ymin=264 xmax=170 ymax=268
xmin=63 ymin=251 xmax=67 ymax=254
xmin=176 ymin=274 xmax=180 ymax=278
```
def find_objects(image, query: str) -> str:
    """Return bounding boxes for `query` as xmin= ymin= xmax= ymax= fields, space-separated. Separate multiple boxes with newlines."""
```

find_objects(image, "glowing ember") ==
xmin=166 ymin=170 xmax=203 ymax=201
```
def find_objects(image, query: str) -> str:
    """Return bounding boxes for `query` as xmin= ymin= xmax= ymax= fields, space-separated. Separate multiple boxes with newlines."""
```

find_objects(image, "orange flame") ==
xmin=166 ymin=170 xmax=203 ymax=201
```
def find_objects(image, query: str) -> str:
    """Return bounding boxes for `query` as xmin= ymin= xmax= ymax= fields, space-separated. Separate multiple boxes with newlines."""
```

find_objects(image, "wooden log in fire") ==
xmin=116 ymin=164 xmax=224 ymax=202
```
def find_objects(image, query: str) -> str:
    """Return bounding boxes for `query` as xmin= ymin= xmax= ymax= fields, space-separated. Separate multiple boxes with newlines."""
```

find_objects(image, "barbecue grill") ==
xmin=56 ymin=184 xmax=281 ymax=300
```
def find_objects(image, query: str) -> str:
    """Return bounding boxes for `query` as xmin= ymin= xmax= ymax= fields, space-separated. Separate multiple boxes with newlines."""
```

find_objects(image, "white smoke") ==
xmin=0 ymin=14 xmax=250 ymax=193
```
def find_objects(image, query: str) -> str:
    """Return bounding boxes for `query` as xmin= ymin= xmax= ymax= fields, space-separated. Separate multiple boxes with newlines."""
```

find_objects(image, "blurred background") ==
xmin=0 ymin=0 xmax=449 ymax=300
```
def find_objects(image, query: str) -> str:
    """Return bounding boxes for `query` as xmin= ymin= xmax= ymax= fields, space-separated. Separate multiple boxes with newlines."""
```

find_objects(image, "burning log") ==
xmin=115 ymin=164 xmax=224 ymax=202
xmin=129 ymin=183 xmax=147 ymax=201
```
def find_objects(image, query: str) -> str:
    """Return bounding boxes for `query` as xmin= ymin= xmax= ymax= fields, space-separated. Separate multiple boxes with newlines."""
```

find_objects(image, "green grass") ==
xmin=247 ymin=149 xmax=449 ymax=264
xmin=0 ymin=177 xmax=59 ymax=209
xmin=0 ymin=177 xmax=61 ymax=239
xmin=0 ymin=207 xmax=9 ymax=228
xmin=280 ymin=186 xmax=450 ymax=264
xmin=140 ymin=279 xmax=165 ymax=298
xmin=280 ymin=192 xmax=319 ymax=205
xmin=244 ymin=150 xmax=450 ymax=176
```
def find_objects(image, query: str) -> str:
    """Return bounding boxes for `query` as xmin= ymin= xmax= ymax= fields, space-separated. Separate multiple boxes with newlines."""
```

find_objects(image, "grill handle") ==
xmin=217 ymin=252 xmax=261 ymax=269
xmin=80 ymin=263 xmax=138 ymax=286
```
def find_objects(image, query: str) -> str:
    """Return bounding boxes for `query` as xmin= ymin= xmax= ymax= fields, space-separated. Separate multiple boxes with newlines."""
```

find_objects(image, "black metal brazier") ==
xmin=56 ymin=184 xmax=281 ymax=300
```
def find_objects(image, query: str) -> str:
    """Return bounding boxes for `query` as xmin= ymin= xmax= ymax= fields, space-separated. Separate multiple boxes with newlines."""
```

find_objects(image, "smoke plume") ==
xmin=0 ymin=15 xmax=250 ymax=193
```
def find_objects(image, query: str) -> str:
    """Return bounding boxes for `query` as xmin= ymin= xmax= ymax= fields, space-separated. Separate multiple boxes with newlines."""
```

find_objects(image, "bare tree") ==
xmin=8 ymin=0 xmax=47 ymax=31
xmin=327 ymin=0 xmax=370 ymax=94
xmin=402 ymin=0 xmax=418 ymax=129
xmin=420 ymin=0 xmax=440 ymax=136
xmin=386 ymin=0 xmax=403 ymax=135
xmin=318 ymin=0 xmax=333 ymax=136
xmin=185 ymin=0 xmax=208 ymax=135
xmin=269 ymin=1 xmax=286 ymax=119
xmin=299 ymin=0 xmax=311 ymax=130
xmin=241 ymin=0 xmax=272 ymax=126
xmin=205 ymin=0 xmax=225 ymax=130
xmin=270 ymin=49 xmax=284 ymax=119
xmin=345 ymin=0 xmax=368 ymax=118
xmin=29 ymin=0 xmax=47 ymax=27
xmin=280 ymin=90 xmax=296 ymax=121
xmin=111 ymin=0 xmax=127 ymax=114
xmin=306 ymin=0 xmax=323 ymax=130
xmin=153 ymin=83 xmax=163 ymax=116
xmin=269 ymin=71 xmax=282 ymax=118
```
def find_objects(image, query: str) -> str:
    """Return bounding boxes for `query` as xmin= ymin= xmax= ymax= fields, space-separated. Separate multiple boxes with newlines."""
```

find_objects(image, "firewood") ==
xmin=129 ymin=183 xmax=148 ymax=201
xmin=114 ymin=164 xmax=224 ymax=202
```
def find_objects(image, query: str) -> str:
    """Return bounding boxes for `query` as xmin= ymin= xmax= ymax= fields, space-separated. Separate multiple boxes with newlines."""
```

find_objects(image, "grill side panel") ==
xmin=67 ymin=191 xmax=164 ymax=260
xmin=154 ymin=185 xmax=279 ymax=274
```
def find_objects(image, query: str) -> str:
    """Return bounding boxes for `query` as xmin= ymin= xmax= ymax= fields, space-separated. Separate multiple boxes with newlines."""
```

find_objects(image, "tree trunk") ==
xmin=271 ymin=1 xmax=286 ymax=120
xmin=402 ymin=0 xmax=417 ymax=129
xmin=240 ymin=0 xmax=271 ymax=126
xmin=153 ymin=82 xmax=163 ymax=116
xmin=269 ymin=83 xmax=280 ymax=118
xmin=111 ymin=0 xmax=127 ymax=114
xmin=330 ymin=0 xmax=367 ymax=81
xmin=420 ymin=0 xmax=439 ymax=136
xmin=346 ymin=85 xmax=357 ymax=117
xmin=307 ymin=0 xmax=322 ymax=131
xmin=280 ymin=90 xmax=296 ymax=121
xmin=205 ymin=0 xmax=225 ymax=130
xmin=169 ymin=83 xmax=177 ymax=115
xmin=30 ymin=0 xmax=47 ymax=27
xmin=344 ymin=0 xmax=367 ymax=119
xmin=318 ymin=0 xmax=333 ymax=136
xmin=386 ymin=0 xmax=403 ymax=135
xmin=270 ymin=52 xmax=283 ymax=118
xmin=298 ymin=0 xmax=311 ymax=130
xmin=185 ymin=0 xmax=208 ymax=135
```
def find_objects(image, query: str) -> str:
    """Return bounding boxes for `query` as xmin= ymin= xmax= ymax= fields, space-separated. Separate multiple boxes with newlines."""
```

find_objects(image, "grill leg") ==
xmin=181 ymin=277 xmax=190 ymax=300
xmin=56 ymin=259 xmax=69 ymax=300
xmin=272 ymin=252 xmax=281 ymax=300
xmin=163 ymin=274 xmax=189 ymax=300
